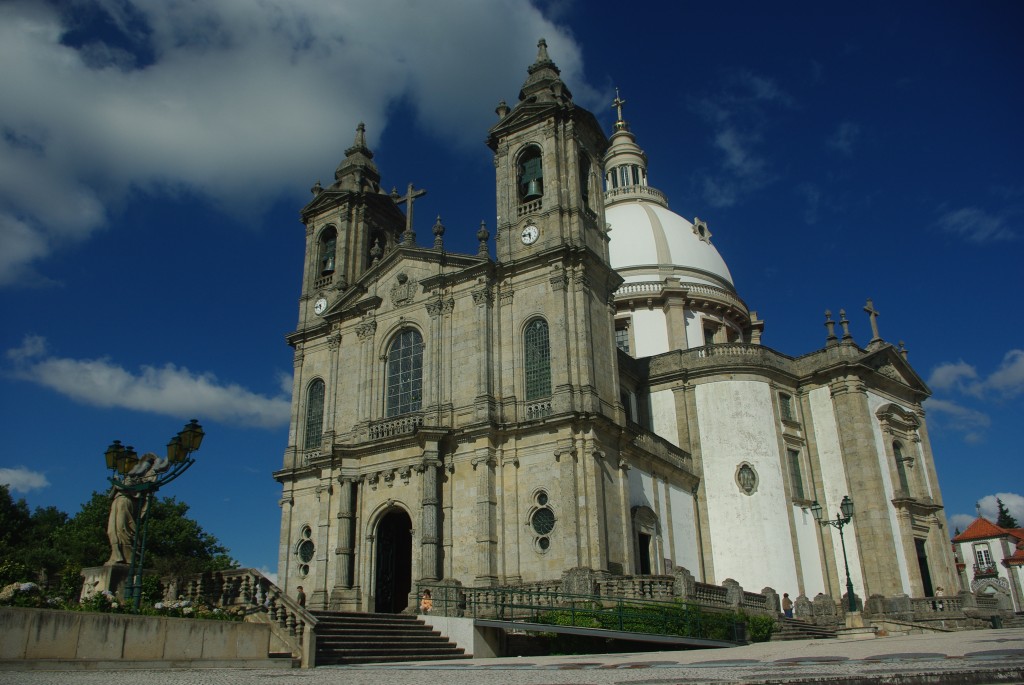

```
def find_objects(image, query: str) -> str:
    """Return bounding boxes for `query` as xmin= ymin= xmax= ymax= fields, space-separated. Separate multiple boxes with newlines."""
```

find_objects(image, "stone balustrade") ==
xmin=173 ymin=568 xmax=318 ymax=667
xmin=368 ymin=413 xmax=423 ymax=440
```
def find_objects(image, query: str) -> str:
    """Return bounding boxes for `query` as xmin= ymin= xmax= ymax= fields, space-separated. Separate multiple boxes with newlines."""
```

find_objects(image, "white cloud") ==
xmin=923 ymin=398 xmax=990 ymax=443
xmin=7 ymin=335 xmax=289 ymax=427
xmin=0 ymin=466 xmax=50 ymax=493
xmin=928 ymin=360 xmax=978 ymax=392
xmin=975 ymin=492 xmax=1024 ymax=526
xmin=929 ymin=349 xmax=1024 ymax=400
xmin=827 ymin=121 xmax=860 ymax=156
xmin=692 ymin=69 xmax=790 ymax=207
xmin=0 ymin=0 xmax=594 ymax=286
xmin=936 ymin=207 xmax=1015 ymax=244
xmin=948 ymin=513 xmax=974 ymax=534
xmin=983 ymin=349 xmax=1024 ymax=399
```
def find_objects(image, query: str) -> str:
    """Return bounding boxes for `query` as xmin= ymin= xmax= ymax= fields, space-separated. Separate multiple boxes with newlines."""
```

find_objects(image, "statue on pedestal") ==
xmin=105 ymin=453 xmax=168 ymax=565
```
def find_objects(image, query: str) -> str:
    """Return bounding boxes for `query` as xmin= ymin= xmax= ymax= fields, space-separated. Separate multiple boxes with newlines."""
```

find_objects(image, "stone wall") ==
xmin=0 ymin=607 xmax=272 ymax=664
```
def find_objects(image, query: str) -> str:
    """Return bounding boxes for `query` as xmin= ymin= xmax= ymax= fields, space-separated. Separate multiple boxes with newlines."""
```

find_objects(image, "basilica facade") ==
xmin=274 ymin=41 xmax=957 ymax=612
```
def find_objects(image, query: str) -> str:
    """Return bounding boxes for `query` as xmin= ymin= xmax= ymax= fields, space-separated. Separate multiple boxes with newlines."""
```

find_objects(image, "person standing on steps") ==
xmin=296 ymin=585 xmax=306 ymax=608
xmin=782 ymin=592 xmax=793 ymax=618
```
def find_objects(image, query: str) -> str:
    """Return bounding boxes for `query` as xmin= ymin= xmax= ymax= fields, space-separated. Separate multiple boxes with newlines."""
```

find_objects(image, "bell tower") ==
xmin=296 ymin=124 xmax=405 ymax=327
xmin=487 ymin=40 xmax=610 ymax=265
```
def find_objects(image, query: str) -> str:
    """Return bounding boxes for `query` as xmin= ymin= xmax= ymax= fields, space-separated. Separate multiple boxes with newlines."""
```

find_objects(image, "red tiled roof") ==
xmin=952 ymin=517 xmax=1016 ymax=542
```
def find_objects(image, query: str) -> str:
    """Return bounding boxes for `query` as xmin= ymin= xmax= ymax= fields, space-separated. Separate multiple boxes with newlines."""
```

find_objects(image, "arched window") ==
xmin=524 ymin=318 xmax=551 ymax=400
xmin=318 ymin=227 xmax=337 ymax=275
xmin=893 ymin=441 xmax=910 ymax=492
xmin=386 ymin=328 xmax=423 ymax=417
xmin=518 ymin=145 xmax=544 ymax=201
xmin=304 ymin=379 xmax=325 ymax=449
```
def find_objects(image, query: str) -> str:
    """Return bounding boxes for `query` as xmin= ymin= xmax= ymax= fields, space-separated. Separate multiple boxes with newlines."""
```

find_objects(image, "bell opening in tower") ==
xmin=518 ymin=145 xmax=544 ymax=202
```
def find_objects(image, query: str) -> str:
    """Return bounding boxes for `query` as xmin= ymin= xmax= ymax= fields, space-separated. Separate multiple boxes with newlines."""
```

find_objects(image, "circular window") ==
xmin=536 ymin=491 xmax=548 ymax=506
xmin=531 ymin=507 xmax=555 ymax=535
xmin=298 ymin=539 xmax=315 ymax=563
xmin=299 ymin=564 xmax=309 ymax=577
xmin=538 ymin=537 xmax=550 ymax=551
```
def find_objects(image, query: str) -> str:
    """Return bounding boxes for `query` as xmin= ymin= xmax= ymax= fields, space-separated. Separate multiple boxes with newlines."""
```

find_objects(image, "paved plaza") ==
xmin=3 ymin=628 xmax=1022 ymax=684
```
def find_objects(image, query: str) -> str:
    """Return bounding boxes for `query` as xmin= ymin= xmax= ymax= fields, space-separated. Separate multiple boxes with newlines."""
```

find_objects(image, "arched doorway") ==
xmin=374 ymin=508 xmax=413 ymax=613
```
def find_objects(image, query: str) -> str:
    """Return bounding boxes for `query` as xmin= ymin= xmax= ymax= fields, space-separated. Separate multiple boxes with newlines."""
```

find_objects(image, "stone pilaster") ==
xmin=829 ymin=374 xmax=901 ymax=597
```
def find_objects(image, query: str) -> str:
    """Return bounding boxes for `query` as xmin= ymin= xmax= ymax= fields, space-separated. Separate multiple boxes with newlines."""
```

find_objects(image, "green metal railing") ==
xmin=418 ymin=585 xmax=745 ymax=643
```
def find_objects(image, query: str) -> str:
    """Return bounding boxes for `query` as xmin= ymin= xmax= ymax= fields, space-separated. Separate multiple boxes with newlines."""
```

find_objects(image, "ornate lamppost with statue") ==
xmin=95 ymin=419 xmax=204 ymax=611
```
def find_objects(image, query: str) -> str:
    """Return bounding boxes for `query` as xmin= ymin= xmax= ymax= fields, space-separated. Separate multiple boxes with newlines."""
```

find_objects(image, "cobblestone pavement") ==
xmin=3 ymin=628 xmax=1022 ymax=684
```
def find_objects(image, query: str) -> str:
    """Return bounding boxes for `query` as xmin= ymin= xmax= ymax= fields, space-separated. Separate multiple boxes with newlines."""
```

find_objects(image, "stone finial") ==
xmin=535 ymin=38 xmax=551 ymax=65
xmin=432 ymin=215 xmax=445 ymax=250
xmin=495 ymin=100 xmax=510 ymax=119
xmin=898 ymin=340 xmax=908 ymax=359
xmin=370 ymin=239 xmax=382 ymax=265
xmin=476 ymin=221 xmax=490 ymax=257
xmin=311 ymin=179 xmax=323 ymax=196
xmin=825 ymin=310 xmax=838 ymax=346
xmin=839 ymin=309 xmax=852 ymax=340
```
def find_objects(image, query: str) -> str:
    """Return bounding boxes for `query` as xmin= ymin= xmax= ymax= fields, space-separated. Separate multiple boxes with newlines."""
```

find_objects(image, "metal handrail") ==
xmin=418 ymin=584 xmax=744 ymax=643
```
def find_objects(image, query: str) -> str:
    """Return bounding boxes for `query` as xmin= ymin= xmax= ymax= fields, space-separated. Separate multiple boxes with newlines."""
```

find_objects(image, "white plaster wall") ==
xmin=867 ymin=392 xmax=912 ymax=593
xmin=695 ymin=380 xmax=798 ymax=593
xmin=669 ymin=485 xmax=700 ymax=573
xmin=808 ymin=387 xmax=865 ymax=600
xmin=629 ymin=468 xmax=657 ymax=510
xmin=631 ymin=308 xmax=669 ymax=357
xmin=793 ymin=504 xmax=827 ymax=597
xmin=649 ymin=389 xmax=680 ymax=447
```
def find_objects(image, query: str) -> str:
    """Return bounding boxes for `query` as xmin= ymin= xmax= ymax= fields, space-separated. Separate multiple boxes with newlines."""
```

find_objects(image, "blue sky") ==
xmin=2 ymin=1 xmax=1022 ymax=577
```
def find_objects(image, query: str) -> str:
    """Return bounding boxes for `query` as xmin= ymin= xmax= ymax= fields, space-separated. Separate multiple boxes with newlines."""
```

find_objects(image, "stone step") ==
xmin=310 ymin=610 xmax=467 ymax=666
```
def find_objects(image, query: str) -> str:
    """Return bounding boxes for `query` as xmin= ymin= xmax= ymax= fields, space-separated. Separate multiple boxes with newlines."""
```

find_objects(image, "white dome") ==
xmin=607 ymin=201 xmax=734 ymax=288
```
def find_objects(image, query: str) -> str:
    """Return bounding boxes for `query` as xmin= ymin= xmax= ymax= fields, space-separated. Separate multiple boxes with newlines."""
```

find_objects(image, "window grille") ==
xmin=304 ymin=379 xmax=325 ymax=449
xmin=787 ymin=449 xmax=805 ymax=500
xmin=524 ymin=318 xmax=551 ymax=401
xmin=386 ymin=329 xmax=423 ymax=417
xmin=615 ymin=326 xmax=630 ymax=354
xmin=779 ymin=393 xmax=794 ymax=421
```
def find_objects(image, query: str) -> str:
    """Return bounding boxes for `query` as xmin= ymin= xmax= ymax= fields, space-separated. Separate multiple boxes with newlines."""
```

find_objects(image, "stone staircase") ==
xmin=309 ymin=611 xmax=470 ymax=666
xmin=771 ymin=617 xmax=838 ymax=641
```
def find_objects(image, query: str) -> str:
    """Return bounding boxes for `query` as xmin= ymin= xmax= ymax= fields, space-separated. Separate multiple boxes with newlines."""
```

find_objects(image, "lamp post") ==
xmin=104 ymin=419 xmax=204 ymax=612
xmin=811 ymin=495 xmax=858 ymax=613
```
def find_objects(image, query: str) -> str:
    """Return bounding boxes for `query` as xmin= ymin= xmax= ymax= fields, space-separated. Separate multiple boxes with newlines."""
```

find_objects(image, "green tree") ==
xmin=996 ymin=498 xmax=1020 ymax=529
xmin=0 ymin=485 xmax=69 ymax=584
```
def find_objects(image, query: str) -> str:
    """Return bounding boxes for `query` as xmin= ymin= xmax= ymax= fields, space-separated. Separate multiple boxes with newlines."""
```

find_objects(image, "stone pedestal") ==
xmin=80 ymin=564 xmax=130 ymax=601
xmin=329 ymin=587 xmax=362 ymax=611
xmin=845 ymin=610 xmax=866 ymax=628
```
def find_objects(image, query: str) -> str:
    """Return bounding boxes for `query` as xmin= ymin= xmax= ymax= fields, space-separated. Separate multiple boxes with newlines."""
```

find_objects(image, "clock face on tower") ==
xmin=521 ymin=224 xmax=539 ymax=245
xmin=313 ymin=297 xmax=328 ymax=315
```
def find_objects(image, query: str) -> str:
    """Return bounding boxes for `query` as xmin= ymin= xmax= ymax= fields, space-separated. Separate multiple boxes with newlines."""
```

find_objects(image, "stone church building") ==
xmin=274 ymin=41 xmax=957 ymax=612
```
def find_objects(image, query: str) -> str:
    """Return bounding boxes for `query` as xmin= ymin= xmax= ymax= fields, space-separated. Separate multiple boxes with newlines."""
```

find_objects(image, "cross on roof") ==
xmin=612 ymin=88 xmax=628 ymax=131
xmin=864 ymin=298 xmax=882 ymax=343
xmin=393 ymin=182 xmax=427 ymax=237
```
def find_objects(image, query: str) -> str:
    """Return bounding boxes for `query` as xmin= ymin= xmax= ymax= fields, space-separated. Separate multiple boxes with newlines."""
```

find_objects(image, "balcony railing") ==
xmin=368 ymin=413 xmax=423 ymax=440
xmin=973 ymin=562 xmax=999 ymax=578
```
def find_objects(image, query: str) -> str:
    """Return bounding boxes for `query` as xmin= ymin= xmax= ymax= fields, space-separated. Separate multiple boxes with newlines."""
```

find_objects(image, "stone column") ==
xmin=473 ymin=449 xmax=498 ymax=585
xmin=417 ymin=450 xmax=442 ymax=582
xmin=617 ymin=459 xmax=634 ymax=573
xmin=331 ymin=477 xmax=355 ymax=603
xmin=472 ymin=288 xmax=494 ymax=421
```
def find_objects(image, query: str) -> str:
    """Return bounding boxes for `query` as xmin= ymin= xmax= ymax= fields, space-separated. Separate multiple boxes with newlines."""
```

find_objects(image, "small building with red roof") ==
xmin=952 ymin=517 xmax=1023 ymax=611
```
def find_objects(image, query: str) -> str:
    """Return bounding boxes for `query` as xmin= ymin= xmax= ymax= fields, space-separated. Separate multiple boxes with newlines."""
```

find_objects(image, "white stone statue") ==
xmin=105 ymin=452 xmax=168 ymax=565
